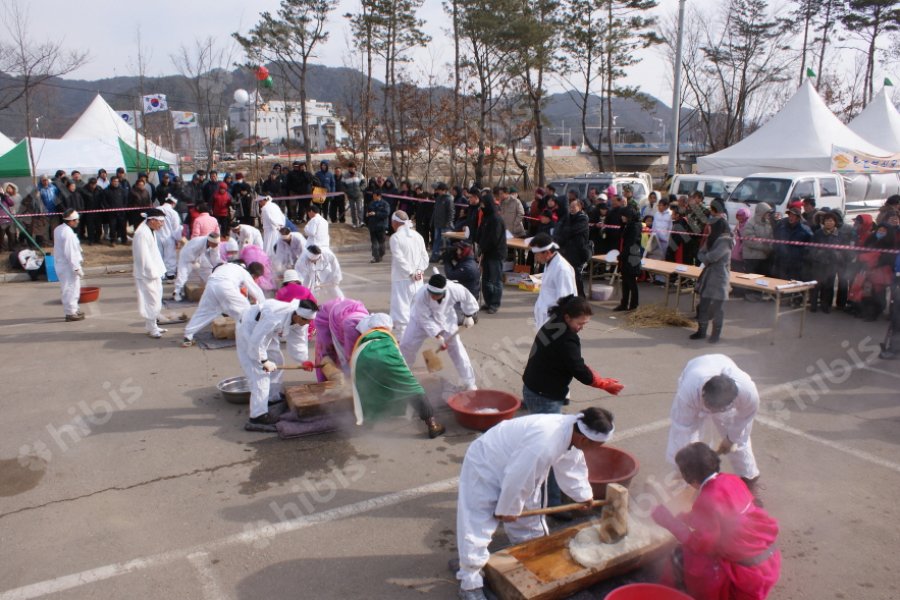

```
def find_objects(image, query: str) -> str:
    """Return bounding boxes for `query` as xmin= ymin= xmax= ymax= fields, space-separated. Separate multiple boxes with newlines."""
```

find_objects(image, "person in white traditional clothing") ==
xmin=303 ymin=204 xmax=330 ymax=248
xmin=666 ymin=354 xmax=761 ymax=490
xmin=294 ymin=244 xmax=343 ymax=303
xmin=529 ymin=232 xmax=577 ymax=331
xmin=231 ymin=221 xmax=264 ymax=249
xmin=389 ymin=210 xmax=429 ymax=340
xmin=132 ymin=208 xmax=168 ymax=338
xmin=181 ymin=262 xmax=266 ymax=347
xmin=400 ymin=273 xmax=480 ymax=390
xmin=236 ymin=298 xmax=318 ymax=428
xmin=258 ymin=195 xmax=286 ymax=257
xmin=273 ymin=226 xmax=306 ymax=277
xmin=172 ymin=233 xmax=223 ymax=302
xmin=455 ymin=407 xmax=615 ymax=600
xmin=53 ymin=208 xmax=84 ymax=321
xmin=158 ymin=195 xmax=182 ymax=279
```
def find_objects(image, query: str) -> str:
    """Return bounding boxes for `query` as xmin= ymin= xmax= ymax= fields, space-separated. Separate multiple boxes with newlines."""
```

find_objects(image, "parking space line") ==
xmin=187 ymin=552 xmax=230 ymax=600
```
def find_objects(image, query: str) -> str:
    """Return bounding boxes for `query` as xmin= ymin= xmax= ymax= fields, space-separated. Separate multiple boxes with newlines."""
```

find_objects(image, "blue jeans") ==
xmin=431 ymin=226 xmax=449 ymax=259
xmin=522 ymin=385 xmax=565 ymax=506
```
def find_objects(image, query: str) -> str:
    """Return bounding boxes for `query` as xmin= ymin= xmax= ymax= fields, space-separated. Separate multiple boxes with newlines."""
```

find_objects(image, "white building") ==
xmin=228 ymin=97 xmax=346 ymax=152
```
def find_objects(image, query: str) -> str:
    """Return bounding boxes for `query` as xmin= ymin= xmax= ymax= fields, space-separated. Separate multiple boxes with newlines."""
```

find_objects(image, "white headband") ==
xmin=142 ymin=213 xmax=166 ymax=222
xmin=165 ymin=194 xmax=177 ymax=205
xmin=530 ymin=242 xmax=557 ymax=253
xmin=64 ymin=211 xmax=80 ymax=221
xmin=576 ymin=418 xmax=614 ymax=443
xmin=295 ymin=306 xmax=317 ymax=320
xmin=426 ymin=284 xmax=447 ymax=294
xmin=392 ymin=213 xmax=408 ymax=223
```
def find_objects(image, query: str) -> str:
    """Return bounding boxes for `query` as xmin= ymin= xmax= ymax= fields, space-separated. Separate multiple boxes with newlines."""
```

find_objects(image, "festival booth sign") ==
xmin=831 ymin=145 xmax=900 ymax=174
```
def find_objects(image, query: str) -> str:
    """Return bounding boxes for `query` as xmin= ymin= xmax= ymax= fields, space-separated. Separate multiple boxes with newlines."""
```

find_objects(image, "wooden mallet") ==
xmin=424 ymin=330 xmax=461 ymax=373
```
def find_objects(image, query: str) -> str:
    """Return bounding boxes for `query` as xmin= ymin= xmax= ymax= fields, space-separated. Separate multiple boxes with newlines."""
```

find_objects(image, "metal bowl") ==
xmin=217 ymin=376 xmax=251 ymax=404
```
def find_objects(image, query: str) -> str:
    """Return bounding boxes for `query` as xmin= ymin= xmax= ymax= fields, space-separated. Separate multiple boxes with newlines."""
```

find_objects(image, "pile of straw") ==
xmin=625 ymin=305 xmax=694 ymax=328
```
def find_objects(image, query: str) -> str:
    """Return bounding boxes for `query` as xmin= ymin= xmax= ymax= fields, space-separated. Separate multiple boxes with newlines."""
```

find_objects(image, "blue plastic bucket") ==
xmin=44 ymin=254 xmax=58 ymax=282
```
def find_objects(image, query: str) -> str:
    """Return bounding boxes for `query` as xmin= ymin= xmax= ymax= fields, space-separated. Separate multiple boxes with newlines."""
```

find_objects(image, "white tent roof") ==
xmin=62 ymin=94 xmax=178 ymax=168
xmin=848 ymin=87 xmax=900 ymax=153
xmin=697 ymin=80 xmax=891 ymax=176
xmin=27 ymin=138 xmax=126 ymax=174
xmin=0 ymin=130 xmax=14 ymax=155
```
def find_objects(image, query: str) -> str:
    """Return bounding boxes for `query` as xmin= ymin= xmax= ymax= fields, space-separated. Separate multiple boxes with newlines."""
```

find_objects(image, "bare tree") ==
xmin=841 ymin=0 xmax=900 ymax=106
xmin=234 ymin=0 xmax=337 ymax=166
xmin=172 ymin=37 xmax=238 ymax=173
xmin=0 ymin=0 xmax=88 ymax=180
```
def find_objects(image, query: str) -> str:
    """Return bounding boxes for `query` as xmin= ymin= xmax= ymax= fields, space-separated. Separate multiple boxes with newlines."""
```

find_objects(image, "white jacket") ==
xmin=234 ymin=224 xmax=263 ymax=248
xmin=533 ymin=253 xmax=577 ymax=330
xmin=132 ymin=222 xmax=166 ymax=280
xmin=238 ymin=298 xmax=310 ymax=364
xmin=273 ymin=232 xmax=307 ymax=274
xmin=179 ymin=235 xmax=222 ymax=269
xmin=208 ymin=263 xmax=266 ymax=305
xmin=261 ymin=201 xmax=286 ymax=252
xmin=304 ymin=213 xmax=330 ymax=248
xmin=389 ymin=223 xmax=429 ymax=282
xmin=160 ymin=203 xmax=182 ymax=244
xmin=294 ymin=247 xmax=342 ymax=291
xmin=408 ymin=280 xmax=479 ymax=338
xmin=52 ymin=223 xmax=82 ymax=274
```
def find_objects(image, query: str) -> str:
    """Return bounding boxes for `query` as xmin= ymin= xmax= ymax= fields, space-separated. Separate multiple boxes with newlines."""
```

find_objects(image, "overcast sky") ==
xmin=24 ymin=0 xmax=698 ymax=103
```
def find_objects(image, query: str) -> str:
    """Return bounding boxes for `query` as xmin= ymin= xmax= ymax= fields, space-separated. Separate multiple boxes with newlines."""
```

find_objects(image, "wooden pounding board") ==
xmin=484 ymin=516 xmax=676 ymax=600
xmin=284 ymin=382 xmax=338 ymax=410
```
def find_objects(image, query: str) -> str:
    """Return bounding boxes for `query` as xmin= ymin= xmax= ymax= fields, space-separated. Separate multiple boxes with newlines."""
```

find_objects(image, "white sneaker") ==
xmin=465 ymin=383 xmax=478 ymax=391
xmin=147 ymin=328 xmax=168 ymax=339
xmin=172 ymin=291 xmax=184 ymax=302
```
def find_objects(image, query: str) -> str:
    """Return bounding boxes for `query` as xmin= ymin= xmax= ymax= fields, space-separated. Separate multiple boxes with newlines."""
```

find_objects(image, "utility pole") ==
xmin=667 ymin=0 xmax=686 ymax=178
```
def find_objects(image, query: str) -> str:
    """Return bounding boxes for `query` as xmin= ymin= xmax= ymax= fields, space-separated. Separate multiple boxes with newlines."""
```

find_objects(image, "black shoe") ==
xmin=370 ymin=258 xmax=378 ymax=263
xmin=822 ymin=306 xmax=831 ymax=314
xmin=486 ymin=307 xmax=498 ymax=314
xmin=612 ymin=304 xmax=628 ymax=312
xmin=65 ymin=313 xmax=85 ymax=322
xmin=249 ymin=413 xmax=279 ymax=426
xmin=426 ymin=418 xmax=446 ymax=439
xmin=809 ymin=306 xmax=817 ymax=313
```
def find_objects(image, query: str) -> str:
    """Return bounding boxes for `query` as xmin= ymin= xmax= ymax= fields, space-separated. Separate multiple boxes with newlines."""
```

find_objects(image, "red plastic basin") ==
xmin=581 ymin=444 xmax=640 ymax=499
xmin=447 ymin=390 xmax=521 ymax=431
xmin=79 ymin=286 xmax=101 ymax=303
xmin=605 ymin=583 xmax=693 ymax=600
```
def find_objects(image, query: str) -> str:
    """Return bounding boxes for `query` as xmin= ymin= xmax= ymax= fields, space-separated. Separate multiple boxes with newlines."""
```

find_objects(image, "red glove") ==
xmin=651 ymin=505 xmax=691 ymax=543
xmin=302 ymin=361 xmax=315 ymax=372
xmin=590 ymin=370 xmax=624 ymax=395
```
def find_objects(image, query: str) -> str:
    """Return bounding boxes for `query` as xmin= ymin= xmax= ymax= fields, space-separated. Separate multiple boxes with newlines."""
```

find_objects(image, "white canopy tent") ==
xmin=698 ymin=79 xmax=891 ymax=176
xmin=62 ymin=93 xmax=178 ymax=170
xmin=848 ymin=87 xmax=900 ymax=153
xmin=0 ymin=130 xmax=14 ymax=155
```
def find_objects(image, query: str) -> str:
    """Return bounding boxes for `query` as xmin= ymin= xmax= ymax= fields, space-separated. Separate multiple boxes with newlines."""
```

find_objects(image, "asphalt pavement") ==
xmin=0 ymin=250 xmax=898 ymax=600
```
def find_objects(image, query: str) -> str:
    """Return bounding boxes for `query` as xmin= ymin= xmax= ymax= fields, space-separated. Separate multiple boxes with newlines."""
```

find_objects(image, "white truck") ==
xmin=724 ymin=171 xmax=896 ymax=225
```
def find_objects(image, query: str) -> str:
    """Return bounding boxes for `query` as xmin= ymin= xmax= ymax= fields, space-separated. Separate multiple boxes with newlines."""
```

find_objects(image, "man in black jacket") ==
xmin=78 ymin=178 xmax=103 ymax=244
xmin=430 ymin=182 xmax=454 ymax=261
xmin=477 ymin=194 xmax=506 ymax=314
xmin=286 ymin=161 xmax=314 ymax=221
xmin=103 ymin=177 xmax=129 ymax=245
xmin=443 ymin=240 xmax=481 ymax=301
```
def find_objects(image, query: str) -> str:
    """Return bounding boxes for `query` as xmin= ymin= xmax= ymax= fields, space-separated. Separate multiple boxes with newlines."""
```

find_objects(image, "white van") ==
xmin=724 ymin=172 xmax=846 ymax=225
xmin=668 ymin=174 xmax=742 ymax=202
xmin=549 ymin=172 xmax=655 ymax=203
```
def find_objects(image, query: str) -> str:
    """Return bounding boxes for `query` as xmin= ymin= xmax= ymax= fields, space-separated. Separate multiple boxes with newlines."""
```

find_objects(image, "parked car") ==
xmin=549 ymin=172 xmax=655 ymax=203
xmin=724 ymin=172 xmax=846 ymax=225
xmin=668 ymin=174 xmax=742 ymax=203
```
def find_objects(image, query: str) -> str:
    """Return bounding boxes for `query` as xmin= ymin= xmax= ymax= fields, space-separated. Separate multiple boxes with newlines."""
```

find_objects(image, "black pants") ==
xmin=406 ymin=393 xmax=434 ymax=421
xmin=328 ymin=196 xmax=346 ymax=222
xmin=620 ymin=271 xmax=638 ymax=308
xmin=369 ymin=227 xmax=386 ymax=260
xmin=108 ymin=213 xmax=127 ymax=243
xmin=85 ymin=215 xmax=101 ymax=243
xmin=481 ymin=257 xmax=503 ymax=309
xmin=697 ymin=297 xmax=725 ymax=329
xmin=571 ymin=261 xmax=586 ymax=297
xmin=812 ymin=272 xmax=836 ymax=311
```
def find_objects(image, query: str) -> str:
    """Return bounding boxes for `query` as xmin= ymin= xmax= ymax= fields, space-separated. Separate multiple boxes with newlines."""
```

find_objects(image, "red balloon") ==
xmin=256 ymin=66 xmax=269 ymax=81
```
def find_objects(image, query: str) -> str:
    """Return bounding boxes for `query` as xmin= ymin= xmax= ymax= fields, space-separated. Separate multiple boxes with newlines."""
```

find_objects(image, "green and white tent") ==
xmin=0 ymin=94 xmax=178 ymax=179
xmin=0 ymin=130 xmax=14 ymax=155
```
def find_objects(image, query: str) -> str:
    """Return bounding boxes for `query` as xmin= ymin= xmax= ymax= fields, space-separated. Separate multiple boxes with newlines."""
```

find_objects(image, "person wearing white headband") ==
xmin=236 ymin=298 xmax=319 ymax=429
xmin=257 ymin=194 xmax=286 ymax=258
xmin=54 ymin=208 xmax=85 ymax=321
xmin=455 ymin=407 xmax=615 ymax=600
xmin=389 ymin=209 xmax=429 ymax=339
xmin=294 ymin=243 xmax=343 ymax=303
xmin=171 ymin=232 xmax=223 ymax=302
xmin=303 ymin=203 xmax=330 ymax=249
xmin=272 ymin=226 xmax=307 ymax=277
xmin=399 ymin=272 xmax=480 ymax=391
xmin=181 ymin=262 xmax=266 ymax=347
xmin=529 ymin=232 xmax=577 ymax=331
xmin=158 ymin=194 xmax=182 ymax=280
xmin=231 ymin=221 xmax=264 ymax=249
xmin=132 ymin=208 xmax=168 ymax=337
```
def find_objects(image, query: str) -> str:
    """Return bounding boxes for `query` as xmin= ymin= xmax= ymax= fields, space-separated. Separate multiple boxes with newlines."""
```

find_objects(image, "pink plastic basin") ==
xmin=605 ymin=583 xmax=693 ymax=600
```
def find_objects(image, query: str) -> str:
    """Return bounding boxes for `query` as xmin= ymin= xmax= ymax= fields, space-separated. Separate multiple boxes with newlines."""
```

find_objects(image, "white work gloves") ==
xmin=462 ymin=316 xmax=475 ymax=329
xmin=75 ymin=267 xmax=84 ymax=278
xmin=261 ymin=360 xmax=277 ymax=373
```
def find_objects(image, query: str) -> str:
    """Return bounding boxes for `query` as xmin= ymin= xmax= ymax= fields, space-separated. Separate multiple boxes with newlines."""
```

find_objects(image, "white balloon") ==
xmin=233 ymin=89 xmax=250 ymax=105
